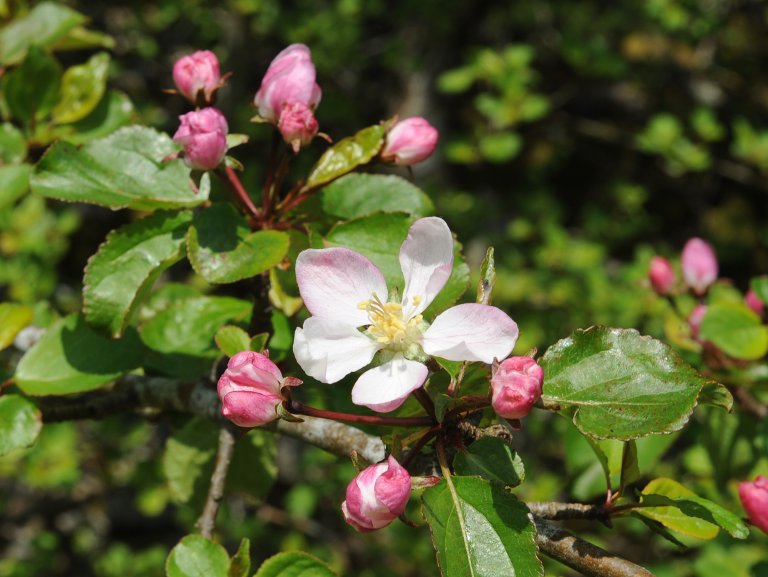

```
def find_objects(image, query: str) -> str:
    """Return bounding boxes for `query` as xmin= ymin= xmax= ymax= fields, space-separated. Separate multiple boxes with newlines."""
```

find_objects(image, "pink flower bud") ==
xmin=688 ymin=304 xmax=708 ymax=340
xmin=746 ymin=289 xmax=765 ymax=317
xmin=254 ymin=44 xmax=322 ymax=124
xmin=173 ymin=107 xmax=228 ymax=170
xmin=173 ymin=50 xmax=221 ymax=104
xmin=739 ymin=476 xmax=768 ymax=534
xmin=649 ymin=256 xmax=675 ymax=296
xmin=216 ymin=351 xmax=301 ymax=427
xmin=490 ymin=356 xmax=544 ymax=420
xmin=681 ymin=238 xmax=718 ymax=295
xmin=278 ymin=101 xmax=319 ymax=152
xmin=381 ymin=117 xmax=439 ymax=166
xmin=341 ymin=456 xmax=411 ymax=532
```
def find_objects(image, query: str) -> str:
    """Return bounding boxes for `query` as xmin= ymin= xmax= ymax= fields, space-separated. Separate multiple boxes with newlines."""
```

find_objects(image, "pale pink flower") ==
xmin=278 ymin=101 xmax=319 ymax=151
xmin=381 ymin=117 xmax=439 ymax=166
xmin=648 ymin=256 xmax=675 ymax=296
xmin=739 ymin=476 xmax=768 ymax=534
xmin=342 ymin=456 xmax=411 ymax=532
xmin=293 ymin=217 xmax=519 ymax=413
xmin=491 ymin=356 xmax=544 ymax=420
xmin=172 ymin=50 xmax=221 ymax=104
xmin=173 ymin=107 xmax=228 ymax=170
xmin=254 ymin=44 xmax=322 ymax=124
xmin=217 ymin=351 xmax=301 ymax=427
xmin=681 ymin=238 xmax=718 ymax=295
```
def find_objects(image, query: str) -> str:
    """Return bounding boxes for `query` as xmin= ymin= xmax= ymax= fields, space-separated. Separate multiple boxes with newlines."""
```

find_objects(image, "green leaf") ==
xmin=0 ymin=394 xmax=42 ymax=456
xmin=0 ymin=122 xmax=27 ymax=164
xmin=541 ymin=327 xmax=710 ymax=440
xmin=31 ymin=126 xmax=210 ymax=211
xmin=0 ymin=2 xmax=87 ymax=65
xmin=422 ymin=476 xmax=542 ymax=577
xmin=162 ymin=418 xmax=217 ymax=504
xmin=478 ymin=132 xmax=522 ymax=163
xmin=453 ymin=437 xmax=525 ymax=487
xmin=253 ymin=552 xmax=338 ymax=577
xmin=186 ymin=203 xmax=289 ymax=284
xmin=697 ymin=381 xmax=733 ymax=411
xmin=2 ymin=45 xmax=61 ymax=122
xmin=83 ymin=211 xmax=193 ymax=338
xmin=0 ymin=302 xmax=33 ymax=350
xmin=699 ymin=302 xmax=768 ymax=360
xmin=59 ymin=91 xmax=135 ymax=144
xmin=325 ymin=213 xmax=469 ymax=319
xmin=228 ymin=539 xmax=250 ymax=577
xmin=215 ymin=325 xmax=252 ymax=357
xmin=321 ymin=173 xmax=433 ymax=219
xmin=52 ymin=52 xmax=110 ymax=124
xmin=166 ymin=534 xmax=229 ymax=577
xmin=476 ymin=247 xmax=495 ymax=305
xmin=304 ymin=124 xmax=385 ymax=191
xmin=751 ymin=277 xmax=768 ymax=304
xmin=15 ymin=314 xmax=144 ymax=395
xmin=636 ymin=477 xmax=749 ymax=540
xmin=140 ymin=294 xmax=251 ymax=379
xmin=0 ymin=164 xmax=31 ymax=211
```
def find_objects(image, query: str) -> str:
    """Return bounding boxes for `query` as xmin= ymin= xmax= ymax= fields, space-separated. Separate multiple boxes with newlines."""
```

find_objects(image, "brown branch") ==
xmin=527 ymin=502 xmax=610 ymax=523
xmin=196 ymin=426 xmax=237 ymax=538
xmin=533 ymin=516 xmax=656 ymax=577
xmin=37 ymin=375 xmax=386 ymax=463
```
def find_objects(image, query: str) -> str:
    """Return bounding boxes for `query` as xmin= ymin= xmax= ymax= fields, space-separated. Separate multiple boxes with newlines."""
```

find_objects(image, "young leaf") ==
xmin=321 ymin=173 xmax=434 ymax=219
xmin=166 ymin=534 xmax=229 ymax=577
xmin=186 ymin=203 xmax=289 ymax=284
xmin=541 ymin=327 xmax=712 ymax=440
xmin=0 ymin=2 xmax=86 ymax=65
xmin=215 ymin=325 xmax=252 ymax=358
xmin=476 ymin=247 xmax=495 ymax=305
xmin=228 ymin=538 xmax=250 ymax=577
xmin=751 ymin=277 xmax=768 ymax=304
xmin=304 ymin=124 xmax=385 ymax=190
xmin=253 ymin=552 xmax=338 ymax=577
xmin=0 ymin=164 xmax=32 ymax=211
xmin=0 ymin=395 xmax=42 ymax=456
xmin=83 ymin=211 xmax=193 ymax=338
xmin=453 ymin=437 xmax=525 ymax=487
xmin=31 ymin=126 xmax=210 ymax=211
xmin=0 ymin=123 xmax=27 ymax=164
xmin=699 ymin=302 xmax=768 ymax=360
xmin=422 ymin=476 xmax=543 ymax=577
xmin=162 ymin=418 xmax=218 ymax=504
xmin=2 ymin=45 xmax=61 ymax=122
xmin=636 ymin=477 xmax=749 ymax=540
xmin=52 ymin=52 xmax=110 ymax=124
xmin=15 ymin=314 xmax=144 ymax=395
xmin=59 ymin=91 xmax=135 ymax=144
xmin=0 ymin=302 xmax=33 ymax=350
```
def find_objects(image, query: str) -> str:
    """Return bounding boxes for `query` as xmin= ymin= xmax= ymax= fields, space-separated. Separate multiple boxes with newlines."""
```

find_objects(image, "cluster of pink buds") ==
xmin=739 ymin=476 xmax=768 ymax=534
xmin=490 ymin=356 xmax=544 ymax=420
xmin=648 ymin=238 xmax=718 ymax=298
xmin=171 ymin=50 xmax=229 ymax=171
xmin=216 ymin=351 xmax=301 ymax=427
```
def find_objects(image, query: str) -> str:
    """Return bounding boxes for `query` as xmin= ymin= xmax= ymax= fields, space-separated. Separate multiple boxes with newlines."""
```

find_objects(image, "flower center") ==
xmin=358 ymin=293 xmax=424 ymax=351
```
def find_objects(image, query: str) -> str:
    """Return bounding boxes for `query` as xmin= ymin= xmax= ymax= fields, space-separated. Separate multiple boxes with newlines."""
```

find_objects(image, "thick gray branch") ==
xmin=37 ymin=375 xmax=386 ymax=463
xmin=534 ymin=516 xmax=656 ymax=577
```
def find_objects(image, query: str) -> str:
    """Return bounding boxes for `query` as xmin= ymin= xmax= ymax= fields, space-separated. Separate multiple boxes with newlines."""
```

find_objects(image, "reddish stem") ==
xmin=222 ymin=165 xmax=261 ymax=219
xmin=287 ymin=400 xmax=433 ymax=428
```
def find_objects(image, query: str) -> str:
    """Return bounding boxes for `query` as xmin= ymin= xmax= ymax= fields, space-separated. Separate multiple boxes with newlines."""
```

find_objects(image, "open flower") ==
xmin=293 ymin=217 xmax=519 ymax=412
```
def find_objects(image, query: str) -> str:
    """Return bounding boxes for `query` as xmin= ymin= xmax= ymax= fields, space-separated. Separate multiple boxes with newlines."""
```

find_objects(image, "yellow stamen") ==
xmin=360 ymin=292 xmax=423 ymax=348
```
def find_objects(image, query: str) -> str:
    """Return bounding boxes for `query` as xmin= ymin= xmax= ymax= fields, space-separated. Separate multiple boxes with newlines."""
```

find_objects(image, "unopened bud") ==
xmin=341 ymin=456 xmax=411 ymax=532
xmin=649 ymin=256 xmax=675 ymax=296
xmin=173 ymin=107 xmax=228 ymax=171
xmin=739 ymin=476 xmax=768 ymax=534
xmin=381 ymin=117 xmax=439 ymax=166
xmin=254 ymin=44 xmax=322 ymax=124
xmin=217 ymin=351 xmax=301 ymax=427
xmin=490 ymin=356 xmax=544 ymax=420
xmin=172 ymin=50 xmax=221 ymax=105
xmin=745 ymin=289 xmax=765 ymax=318
xmin=278 ymin=101 xmax=319 ymax=152
xmin=681 ymin=238 xmax=718 ymax=295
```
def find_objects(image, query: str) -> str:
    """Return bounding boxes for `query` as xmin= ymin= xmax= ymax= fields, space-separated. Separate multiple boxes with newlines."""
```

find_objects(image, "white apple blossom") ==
xmin=292 ymin=217 xmax=519 ymax=412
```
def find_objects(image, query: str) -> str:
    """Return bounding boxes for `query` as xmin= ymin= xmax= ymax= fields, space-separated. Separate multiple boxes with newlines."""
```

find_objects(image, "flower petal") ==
xmin=296 ymin=248 xmax=388 ymax=327
xmin=351 ymin=356 xmax=428 ymax=413
xmin=400 ymin=217 xmax=454 ymax=318
xmin=422 ymin=303 xmax=519 ymax=363
xmin=293 ymin=317 xmax=380 ymax=383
